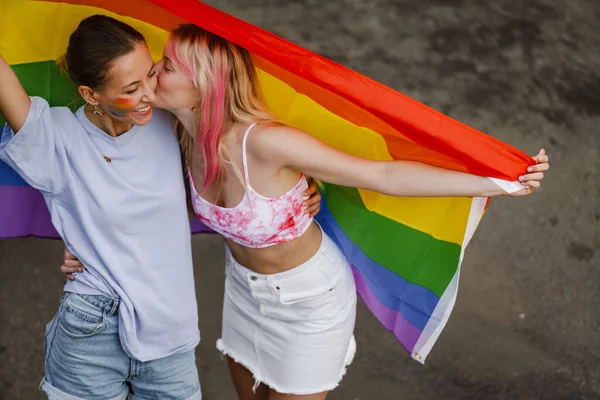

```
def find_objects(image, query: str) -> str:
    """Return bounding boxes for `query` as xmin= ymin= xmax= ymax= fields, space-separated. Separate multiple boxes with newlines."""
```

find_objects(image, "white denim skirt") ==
xmin=217 ymin=225 xmax=357 ymax=395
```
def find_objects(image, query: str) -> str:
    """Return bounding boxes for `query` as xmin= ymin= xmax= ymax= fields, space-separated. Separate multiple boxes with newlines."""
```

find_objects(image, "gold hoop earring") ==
xmin=191 ymin=106 xmax=199 ymax=113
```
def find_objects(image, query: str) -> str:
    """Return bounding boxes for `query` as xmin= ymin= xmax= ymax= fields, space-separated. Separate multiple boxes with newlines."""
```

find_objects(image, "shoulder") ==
xmin=19 ymin=97 xmax=80 ymax=136
xmin=250 ymin=122 xmax=297 ymax=138
xmin=31 ymin=97 xmax=77 ymax=122
xmin=51 ymin=107 xmax=80 ymax=128
xmin=247 ymin=123 xmax=306 ymax=159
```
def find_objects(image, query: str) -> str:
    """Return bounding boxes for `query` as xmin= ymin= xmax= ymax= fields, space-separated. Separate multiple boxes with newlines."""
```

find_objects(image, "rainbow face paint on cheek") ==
xmin=107 ymin=97 xmax=135 ymax=118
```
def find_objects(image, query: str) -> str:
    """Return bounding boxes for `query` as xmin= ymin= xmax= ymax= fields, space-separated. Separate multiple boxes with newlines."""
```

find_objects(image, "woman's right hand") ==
xmin=60 ymin=245 xmax=83 ymax=281
xmin=509 ymin=149 xmax=549 ymax=196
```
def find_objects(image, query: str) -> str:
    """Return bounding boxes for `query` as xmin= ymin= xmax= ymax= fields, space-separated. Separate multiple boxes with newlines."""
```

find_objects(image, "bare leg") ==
xmin=227 ymin=356 xmax=269 ymax=400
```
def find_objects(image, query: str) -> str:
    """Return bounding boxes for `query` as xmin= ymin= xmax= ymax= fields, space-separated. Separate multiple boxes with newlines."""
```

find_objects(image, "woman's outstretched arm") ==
xmin=253 ymin=125 xmax=548 ymax=198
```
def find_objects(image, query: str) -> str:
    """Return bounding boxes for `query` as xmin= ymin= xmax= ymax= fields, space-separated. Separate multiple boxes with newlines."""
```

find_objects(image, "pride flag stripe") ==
xmin=322 ymin=184 xmax=462 ymax=297
xmin=0 ymin=60 xmax=81 ymax=127
xmin=0 ymin=0 xmax=170 ymax=64
xmin=316 ymin=202 xmax=439 ymax=330
xmin=0 ymin=186 xmax=57 ymax=239
xmin=254 ymin=56 xmax=468 ymax=173
xmin=0 ymin=158 xmax=27 ymax=186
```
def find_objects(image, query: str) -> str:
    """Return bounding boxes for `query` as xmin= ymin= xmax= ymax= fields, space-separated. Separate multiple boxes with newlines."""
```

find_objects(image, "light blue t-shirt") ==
xmin=0 ymin=97 xmax=199 ymax=362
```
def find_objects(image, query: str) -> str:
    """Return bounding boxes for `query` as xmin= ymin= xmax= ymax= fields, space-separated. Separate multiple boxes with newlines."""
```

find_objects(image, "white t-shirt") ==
xmin=0 ymin=97 xmax=199 ymax=361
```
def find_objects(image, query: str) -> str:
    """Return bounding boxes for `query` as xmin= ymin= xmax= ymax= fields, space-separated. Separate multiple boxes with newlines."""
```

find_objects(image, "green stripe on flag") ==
xmin=1 ymin=60 xmax=83 ymax=126
xmin=323 ymin=183 xmax=461 ymax=297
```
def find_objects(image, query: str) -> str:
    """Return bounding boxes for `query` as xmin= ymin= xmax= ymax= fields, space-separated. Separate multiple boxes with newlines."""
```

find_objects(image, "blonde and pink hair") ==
xmin=168 ymin=24 xmax=275 ymax=191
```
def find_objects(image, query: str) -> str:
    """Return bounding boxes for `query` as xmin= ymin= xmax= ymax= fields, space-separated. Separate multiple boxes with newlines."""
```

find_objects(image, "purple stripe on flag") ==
xmin=352 ymin=265 xmax=422 ymax=353
xmin=0 ymin=185 xmax=214 ymax=239
xmin=190 ymin=218 xmax=213 ymax=234
xmin=0 ymin=185 xmax=58 ymax=239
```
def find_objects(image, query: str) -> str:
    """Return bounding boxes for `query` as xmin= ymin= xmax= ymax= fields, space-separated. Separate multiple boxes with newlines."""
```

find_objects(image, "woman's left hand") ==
xmin=303 ymin=178 xmax=322 ymax=217
xmin=510 ymin=149 xmax=550 ymax=197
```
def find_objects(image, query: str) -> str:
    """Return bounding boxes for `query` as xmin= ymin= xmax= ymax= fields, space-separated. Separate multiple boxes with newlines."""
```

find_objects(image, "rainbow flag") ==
xmin=0 ymin=0 xmax=533 ymax=362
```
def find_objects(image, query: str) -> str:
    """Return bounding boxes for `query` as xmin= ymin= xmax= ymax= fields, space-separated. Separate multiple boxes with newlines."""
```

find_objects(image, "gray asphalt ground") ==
xmin=1 ymin=0 xmax=599 ymax=399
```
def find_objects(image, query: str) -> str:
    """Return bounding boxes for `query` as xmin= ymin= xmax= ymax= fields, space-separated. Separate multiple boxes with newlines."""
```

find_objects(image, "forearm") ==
xmin=381 ymin=161 xmax=505 ymax=198
xmin=0 ymin=54 xmax=30 ymax=131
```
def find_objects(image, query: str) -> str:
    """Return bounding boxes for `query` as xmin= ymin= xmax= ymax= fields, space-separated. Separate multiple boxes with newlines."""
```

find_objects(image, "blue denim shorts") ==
xmin=41 ymin=292 xmax=201 ymax=400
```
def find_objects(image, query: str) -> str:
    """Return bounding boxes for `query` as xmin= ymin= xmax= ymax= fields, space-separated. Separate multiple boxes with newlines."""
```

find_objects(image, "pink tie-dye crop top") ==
xmin=188 ymin=123 xmax=313 ymax=248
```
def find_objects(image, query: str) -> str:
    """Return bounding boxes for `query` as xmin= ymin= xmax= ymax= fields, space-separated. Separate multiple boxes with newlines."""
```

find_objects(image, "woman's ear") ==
xmin=78 ymin=85 xmax=99 ymax=106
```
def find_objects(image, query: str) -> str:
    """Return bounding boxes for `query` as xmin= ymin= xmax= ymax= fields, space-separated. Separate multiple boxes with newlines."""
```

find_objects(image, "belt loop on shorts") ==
xmin=59 ymin=293 xmax=71 ymax=309
xmin=106 ymin=298 xmax=119 ymax=317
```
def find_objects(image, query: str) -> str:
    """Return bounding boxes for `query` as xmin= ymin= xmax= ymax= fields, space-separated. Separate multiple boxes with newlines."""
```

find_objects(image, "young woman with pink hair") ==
xmin=138 ymin=25 xmax=548 ymax=400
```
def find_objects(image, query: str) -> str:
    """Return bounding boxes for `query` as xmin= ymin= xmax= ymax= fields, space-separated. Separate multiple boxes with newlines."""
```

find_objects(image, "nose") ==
xmin=142 ymin=81 xmax=157 ymax=103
